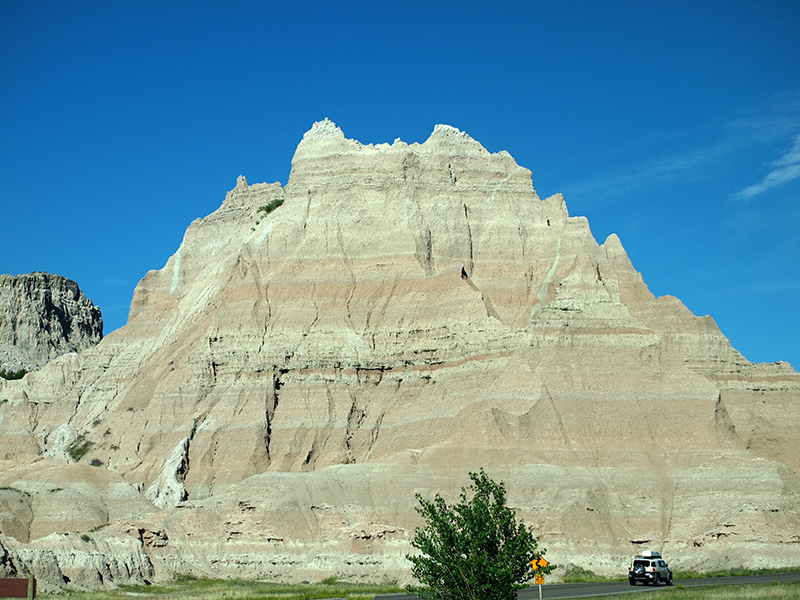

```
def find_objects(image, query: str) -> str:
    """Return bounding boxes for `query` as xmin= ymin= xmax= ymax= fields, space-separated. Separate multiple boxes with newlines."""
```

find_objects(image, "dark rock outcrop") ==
xmin=0 ymin=273 xmax=102 ymax=372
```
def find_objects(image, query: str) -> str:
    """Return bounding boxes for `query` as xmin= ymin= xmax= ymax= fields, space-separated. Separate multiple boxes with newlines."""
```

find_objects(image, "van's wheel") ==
xmin=654 ymin=574 xmax=661 ymax=586
xmin=667 ymin=574 xmax=674 ymax=586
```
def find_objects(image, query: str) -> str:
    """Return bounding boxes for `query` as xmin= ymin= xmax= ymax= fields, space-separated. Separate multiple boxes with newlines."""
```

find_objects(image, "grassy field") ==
xmin=35 ymin=573 xmax=800 ymax=600
xmin=605 ymin=581 xmax=800 ymax=600
xmin=37 ymin=575 xmax=404 ymax=600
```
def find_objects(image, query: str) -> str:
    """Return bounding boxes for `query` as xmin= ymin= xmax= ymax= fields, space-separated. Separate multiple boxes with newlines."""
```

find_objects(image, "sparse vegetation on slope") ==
xmin=562 ymin=564 xmax=624 ymax=582
xmin=258 ymin=198 xmax=284 ymax=216
xmin=67 ymin=434 xmax=94 ymax=462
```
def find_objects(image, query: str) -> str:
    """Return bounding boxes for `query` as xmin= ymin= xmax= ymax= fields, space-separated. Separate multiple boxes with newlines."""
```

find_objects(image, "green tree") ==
xmin=407 ymin=469 xmax=551 ymax=600
xmin=0 ymin=367 xmax=27 ymax=380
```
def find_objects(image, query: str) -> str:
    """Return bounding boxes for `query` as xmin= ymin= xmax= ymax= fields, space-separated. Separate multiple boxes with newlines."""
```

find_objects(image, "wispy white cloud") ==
xmin=558 ymin=91 xmax=800 ymax=205
xmin=558 ymin=135 xmax=747 ymax=203
xmin=736 ymin=132 xmax=800 ymax=199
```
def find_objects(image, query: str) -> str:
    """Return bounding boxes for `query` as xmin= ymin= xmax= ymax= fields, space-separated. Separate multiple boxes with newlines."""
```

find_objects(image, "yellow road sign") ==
xmin=530 ymin=556 xmax=549 ymax=570
xmin=534 ymin=573 xmax=545 ymax=585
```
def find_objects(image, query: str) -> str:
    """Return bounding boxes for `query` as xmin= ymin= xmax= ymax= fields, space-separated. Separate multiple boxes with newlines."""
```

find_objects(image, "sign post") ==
xmin=529 ymin=556 xmax=549 ymax=600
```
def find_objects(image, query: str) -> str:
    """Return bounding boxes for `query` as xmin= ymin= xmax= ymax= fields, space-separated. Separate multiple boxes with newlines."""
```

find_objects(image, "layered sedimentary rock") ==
xmin=1 ymin=120 xmax=798 ymax=590
xmin=0 ymin=273 xmax=103 ymax=372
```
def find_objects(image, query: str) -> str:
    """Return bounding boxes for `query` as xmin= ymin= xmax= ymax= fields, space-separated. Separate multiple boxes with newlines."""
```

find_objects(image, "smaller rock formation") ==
xmin=0 ymin=273 xmax=103 ymax=372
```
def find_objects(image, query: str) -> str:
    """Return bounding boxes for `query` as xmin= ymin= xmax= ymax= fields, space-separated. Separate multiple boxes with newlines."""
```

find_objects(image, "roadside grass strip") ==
xmin=34 ymin=572 xmax=800 ymax=600
xmin=35 ymin=576 xmax=403 ymax=600
xmin=603 ymin=580 xmax=800 ymax=600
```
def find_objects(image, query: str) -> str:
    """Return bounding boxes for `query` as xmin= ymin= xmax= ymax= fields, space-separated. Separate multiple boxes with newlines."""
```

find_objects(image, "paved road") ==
xmin=376 ymin=570 xmax=800 ymax=599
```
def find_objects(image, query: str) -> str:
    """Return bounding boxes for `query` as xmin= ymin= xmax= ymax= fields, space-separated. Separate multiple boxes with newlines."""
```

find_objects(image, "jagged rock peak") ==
xmin=290 ymin=120 xmax=504 ymax=175
xmin=430 ymin=123 xmax=473 ymax=141
xmin=425 ymin=123 xmax=490 ymax=155
xmin=302 ymin=117 xmax=345 ymax=141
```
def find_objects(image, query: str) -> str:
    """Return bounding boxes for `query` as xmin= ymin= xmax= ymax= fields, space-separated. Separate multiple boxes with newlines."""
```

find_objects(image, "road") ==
xmin=376 ymin=571 xmax=800 ymax=599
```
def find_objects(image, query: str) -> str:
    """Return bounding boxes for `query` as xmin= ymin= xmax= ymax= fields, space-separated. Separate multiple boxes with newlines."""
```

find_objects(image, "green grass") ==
xmin=37 ymin=574 xmax=404 ymax=600
xmin=600 ymin=580 xmax=800 ymax=599
xmin=674 ymin=567 xmax=798 ymax=579
xmin=32 ymin=572 xmax=800 ymax=600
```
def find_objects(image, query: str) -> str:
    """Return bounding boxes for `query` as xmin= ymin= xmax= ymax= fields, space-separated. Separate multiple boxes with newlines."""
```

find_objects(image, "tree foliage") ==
xmin=0 ymin=367 xmax=27 ymax=380
xmin=406 ymin=469 xmax=551 ymax=600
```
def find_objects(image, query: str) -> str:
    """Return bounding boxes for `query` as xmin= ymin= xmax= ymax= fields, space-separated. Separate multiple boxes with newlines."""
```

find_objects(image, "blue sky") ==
xmin=2 ymin=1 xmax=799 ymax=368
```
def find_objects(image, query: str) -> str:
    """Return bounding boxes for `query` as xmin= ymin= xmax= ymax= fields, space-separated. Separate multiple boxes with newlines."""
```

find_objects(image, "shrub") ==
xmin=562 ymin=564 xmax=622 ymax=582
xmin=407 ymin=469 xmax=551 ymax=600
xmin=257 ymin=198 xmax=284 ymax=217
xmin=0 ymin=367 xmax=27 ymax=380
xmin=67 ymin=435 xmax=94 ymax=462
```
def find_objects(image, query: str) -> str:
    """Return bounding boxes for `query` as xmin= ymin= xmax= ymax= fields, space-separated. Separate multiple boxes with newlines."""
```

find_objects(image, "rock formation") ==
xmin=0 ymin=273 xmax=103 ymax=372
xmin=0 ymin=120 xmax=798 ymax=591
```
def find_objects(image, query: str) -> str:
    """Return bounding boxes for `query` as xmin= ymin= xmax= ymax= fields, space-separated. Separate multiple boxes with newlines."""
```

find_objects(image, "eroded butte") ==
xmin=1 ymin=120 xmax=798 ymax=590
